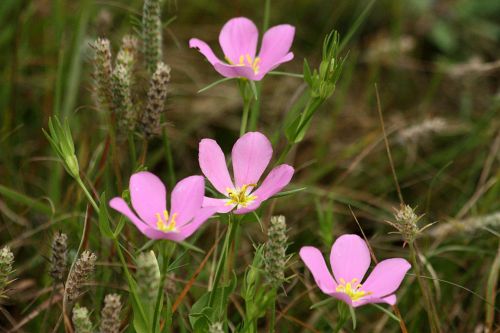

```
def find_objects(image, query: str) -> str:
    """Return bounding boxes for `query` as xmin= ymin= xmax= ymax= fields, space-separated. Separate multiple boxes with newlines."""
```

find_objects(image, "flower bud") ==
xmin=72 ymin=304 xmax=93 ymax=333
xmin=264 ymin=215 xmax=288 ymax=287
xmin=136 ymin=251 xmax=160 ymax=300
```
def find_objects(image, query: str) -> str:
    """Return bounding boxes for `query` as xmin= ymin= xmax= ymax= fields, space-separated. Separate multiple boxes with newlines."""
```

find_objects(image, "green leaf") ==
xmin=0 ymin=184 xmax=53 ymax=215
xmin=113 ymin=218 xmax=126 ymax=238
xmin=271 ymin=187 xmax=307 ymax=198
xmin=310 ymin=297 xmax=336 ymax=309
xmin=370 ymin=303 xmax=401 ymax=322
xmin=349 ymin=306 xmax=357 ymax=329
xmin=248 ymin=80 xmax=258 ymax=100
xmin=131 ymin=293 xmax=151 ymax=333
xmin=197 ymin=77 xmax=234 ymax=93
xmin=303 ymin=58 xmax=313 ymax=86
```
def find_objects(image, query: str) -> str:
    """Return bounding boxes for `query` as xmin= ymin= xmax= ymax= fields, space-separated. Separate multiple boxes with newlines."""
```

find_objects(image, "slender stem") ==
xmin=332 ymin=316 xmax=348 ymax=333
xmin=263 ymin=0 xmax=271 ymax=32
xmin=208 ymin=216 xmax=237 ymax=307
xmin=140 ymin=138 xmax=148 ymax=165
xmin=162 ymin=129 xmax=176 ymax=188
xmin=152 ymin=242 xmax=176 ymax=333
xmin=62 ymin=205 xmax=92 ymax=331
xmin=248 ymin=83 xmax=261 ymax=132
xmin=275 ymin=143 xmax=292 ymax=165
xmin=112 ymin=237 xmax=148 ymax=324
xmin=75 ymin=176 xmax=99 ymax=211
xmin=409 ymin=242 xmax=441 ymax=333
xmin=40 ymin=284 xmax=57 ymax=332
xmin=269 ymin=287 xmax=277 ymax=333
xmin=240 ymin=99 xmax=252 ymax=136
xmin=128 ymin=133 xmax=137 ymax=168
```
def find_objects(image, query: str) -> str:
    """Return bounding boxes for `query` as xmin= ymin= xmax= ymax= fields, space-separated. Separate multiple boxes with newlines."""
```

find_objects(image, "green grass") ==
xmin=0 ymin=0 xmax=499 ymax=332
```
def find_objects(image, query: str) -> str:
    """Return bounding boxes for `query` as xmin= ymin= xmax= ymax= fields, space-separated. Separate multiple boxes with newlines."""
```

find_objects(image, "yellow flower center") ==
xmin=226 ymin=54 xmax=261 ymax=74
xmin=335 ymin=278 xmax=372 ymax=302
xmin=155 ymin=210 xmax=178 ymax=233
xmin=226 ymin=184 xmax=257 ymax=208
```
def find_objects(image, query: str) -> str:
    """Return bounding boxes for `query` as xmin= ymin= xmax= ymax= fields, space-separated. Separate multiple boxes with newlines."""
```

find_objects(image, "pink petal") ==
xmin=129 ymin=172 xmax=166 ymax=226
xmin=352 ymin=294 xmax=397 ymax=308
xmin=361 ymin=258 xmax=411 ymax=298
xmin=330 ymin=234 xmax=371 ymax=284
xmin=329 ymin=292 xmax=354 ymax=307
xmin=250 ymin=164 xmax=294 ymax=201
xmin=232 ymin=132 xmax=272 ymax=188
xmin=255 ymin=52 xmax=294 ymax=80
xmin=199 ymin=139 xmax=234 ymax=194
xmin=109 ymin=197 xmax=153 ymax=236
xmin=167 ymin=207 xmax=217 ymax=242
xmin=203 ymin=197 xmax=234 ymax=213
xmin=141 ymin=226 xmax=178 ymax=240
xmin=170 ymin=176 xmax=205 ymax=226
xmin=219 ymin=17 xmax=258 ymax=64
xmin=257 ymin=24 xmax=295 ymax=75
xmin=189 ymin=38 xmax=223 ymax=65
xmin=299 ymin=246 xmax=337 ymax=294
xmin=212 ymin=62 xmax=258 ymax=80
xmin=233 ymin=164 xmax=294 ymax=214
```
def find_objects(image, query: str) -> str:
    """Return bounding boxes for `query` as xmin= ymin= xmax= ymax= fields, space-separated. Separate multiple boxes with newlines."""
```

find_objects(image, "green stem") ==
xmin=332 ymin=316 xmax=348 ymax=333
xmin=208 ymin=216 xmax=238 ymax=307
xmin=112 ymin=237 xmax=148 ymax=325
xmin=152 ymin=242 xmax=176 ymax=333
xmin=276 ymin=143 xmax=292 ymax=165
xmin=409 ymin=242 xmax=441 ymax=333
xmin=240 ymin=99 xmax=252 ymax=136
xmin=263 ymin=0 xmax=271 ymax=32
xmin=162 ymin=129 xmax=176 ymax=188
xmin=269 ymin=287 xmax=277 ymax=333
xmin=128 ymin=133 xmax=137 ymax=169
xmin=75 ymin=176 xmax=99 ymax=212
xmin=248 ymin=83 xmax=261 ymax=132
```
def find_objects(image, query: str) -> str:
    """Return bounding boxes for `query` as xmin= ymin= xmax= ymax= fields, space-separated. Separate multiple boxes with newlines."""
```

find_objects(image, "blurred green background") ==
xmin=0 ymin=0 xmax=499 ymax=332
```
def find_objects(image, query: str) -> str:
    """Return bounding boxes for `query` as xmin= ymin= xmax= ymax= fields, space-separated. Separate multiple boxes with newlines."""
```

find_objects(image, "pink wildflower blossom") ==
xmin=299 ymin=234 xmax=411 ymax=307
xmin=199 ymin=132 xmax=294 ymax=214
xmin=109 ymin=172 xmax=215 ymax=241
xmin=189 ymin=17 xmax=295 ymax=81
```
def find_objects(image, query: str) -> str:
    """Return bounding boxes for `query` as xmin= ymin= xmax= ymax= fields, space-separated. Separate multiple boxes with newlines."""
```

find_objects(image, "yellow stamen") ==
xmin=225 ymin=53 xmax=261 ymax=74
xmin=335 ymin=278 xmax=372 ymax=302
xmin=156 ymin=210 xmax=178 ymax=233
xmin=225 ymin=184 xmax=257 ymax=207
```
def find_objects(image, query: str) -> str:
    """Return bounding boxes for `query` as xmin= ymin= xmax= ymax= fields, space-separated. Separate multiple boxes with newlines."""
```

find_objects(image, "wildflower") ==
xmin=199 ymin=132 xmax=294 ymax=214
xmin=299 ymin=234 xmax=411 ymax=307
xmin=65 ymin=250 xmax=97 ymax=302
xmin=189 ymin=17 xmax=295 ymax=81
xmin=110 ymin=172 xmax=216 ymax=241
xmin=72 ymin=304 xmax=93 ymax=333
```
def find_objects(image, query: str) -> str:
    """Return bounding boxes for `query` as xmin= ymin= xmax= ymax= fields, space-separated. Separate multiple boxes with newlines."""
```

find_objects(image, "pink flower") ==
xmin=189 ymin=17 xmax=295 ymax=81
xmin=199 ymin=132 xmax=294 ymax=214
xmin=109 ymin=172 xmax=216 ymax=241
xmin=299 ymin=234 xmax=411 ymax=307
